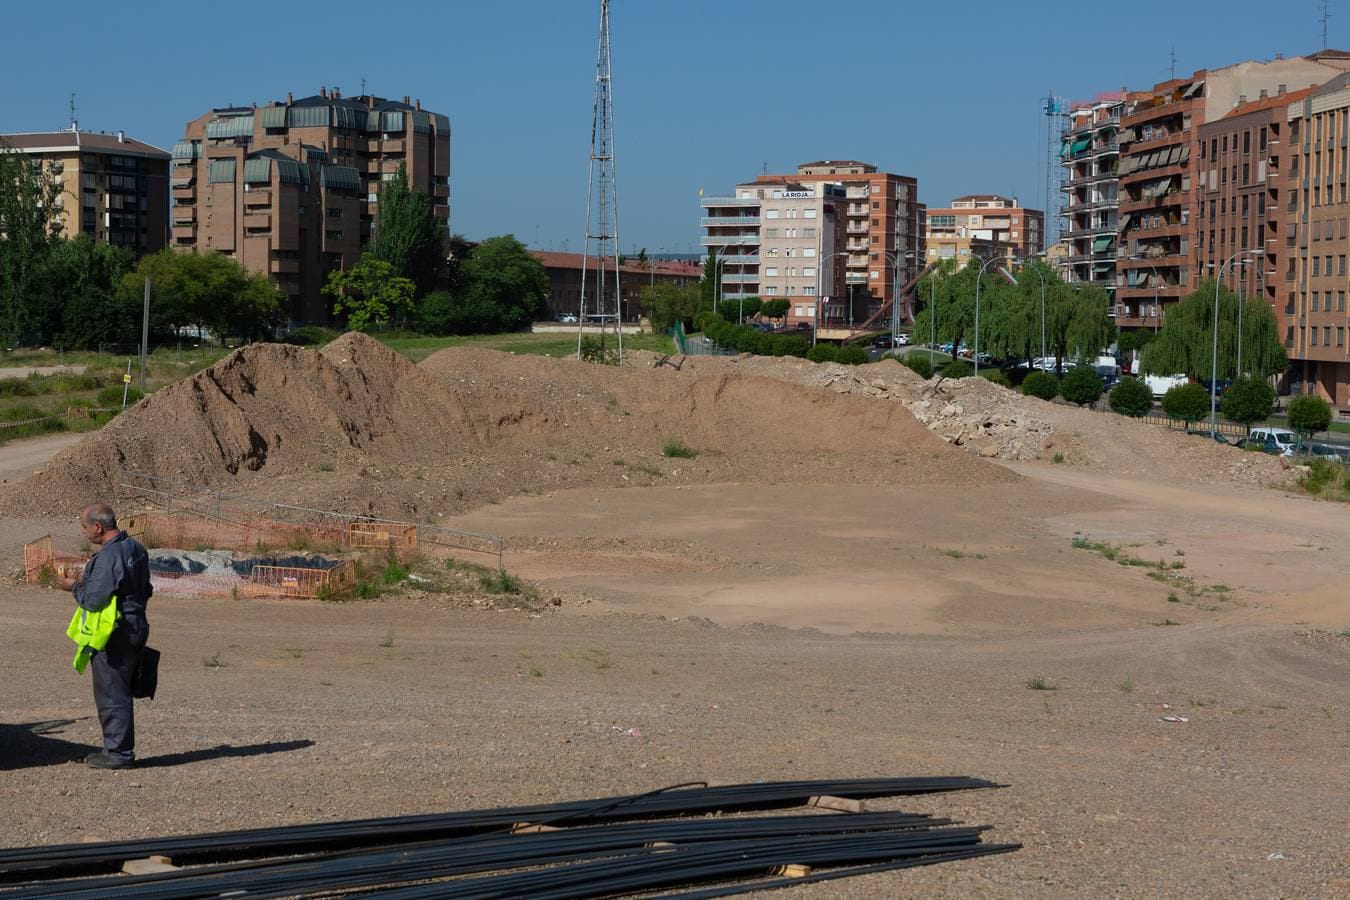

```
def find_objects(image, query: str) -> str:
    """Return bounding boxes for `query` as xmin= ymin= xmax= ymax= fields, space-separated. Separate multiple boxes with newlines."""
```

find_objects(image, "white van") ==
xmin=1247 ymin=427 xmax=1298 ymax=456
xmin=1144 ymin=374 xmax=1188 ymax=397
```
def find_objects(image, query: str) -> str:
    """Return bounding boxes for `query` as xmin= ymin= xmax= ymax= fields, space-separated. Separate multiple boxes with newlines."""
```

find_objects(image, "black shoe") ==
xmin=85 ymin=750 xmax=135 ymax=770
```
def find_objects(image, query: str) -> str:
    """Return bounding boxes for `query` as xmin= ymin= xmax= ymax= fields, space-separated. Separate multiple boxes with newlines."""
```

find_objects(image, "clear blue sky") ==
xmin=3 ymin=1 xmax=1339 ymax=254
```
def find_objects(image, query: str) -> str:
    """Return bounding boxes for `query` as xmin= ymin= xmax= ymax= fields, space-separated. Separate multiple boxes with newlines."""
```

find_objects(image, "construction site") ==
xmin=0 ymin=329 xmax=1345 ymax=896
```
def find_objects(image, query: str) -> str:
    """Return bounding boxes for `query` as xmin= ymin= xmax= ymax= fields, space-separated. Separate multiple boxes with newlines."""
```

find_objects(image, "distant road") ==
xmin=0 ymin=365 xmax=87 ymax=380
xmin=0 ymin=432 xmax=82 ymax=483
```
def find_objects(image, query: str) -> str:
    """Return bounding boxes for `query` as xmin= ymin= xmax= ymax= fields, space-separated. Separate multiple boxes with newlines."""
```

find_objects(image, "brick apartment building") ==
xmin=1116 ymin=53 xmax=1350 ymax=330
xmin=1283 ymin=73 xmax=1350 ymax=410
xmin=1 ymin=127 xmax=169 ymax=255
xmin=1060 ymin=94 xmax=1130 ymax=308
xmin=532 ymin=252 xmax=703 ymax=321
xmin=925 ymin=195 xmax=1044 ymax=269
xmin=173 ymin=88 xmax=450 ymax=321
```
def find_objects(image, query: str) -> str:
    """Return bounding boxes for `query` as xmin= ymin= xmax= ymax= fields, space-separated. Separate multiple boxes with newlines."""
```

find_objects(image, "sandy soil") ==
xmin=1 ymin=341 xmax=1347 ymax=897
xmin=0 ymin=433 xmax=82 ymax=485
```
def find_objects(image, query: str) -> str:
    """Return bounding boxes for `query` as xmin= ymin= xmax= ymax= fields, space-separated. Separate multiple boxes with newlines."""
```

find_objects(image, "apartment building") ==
xmin=1060 ymin=93 xmax=1131 ymax=306
xmin=700 ymin=190 xmax=762 ymax=308
xmin=1117 ymin=53 xmax=1350 ymax=330
xmin=174 ymin=88 xmax=450 ymax=321
xmin=768 ymin=162 xmax=922 ymax=323
xmin=1196 ymin=85 xmax=1312 ymax=347
xmin=1 ymin=127 xmax=169 ymax=255
xmin=925 ymin=195 xmax=1044 ymax=266
xmin=1283 ymin=73 xmax=1350 ymax=410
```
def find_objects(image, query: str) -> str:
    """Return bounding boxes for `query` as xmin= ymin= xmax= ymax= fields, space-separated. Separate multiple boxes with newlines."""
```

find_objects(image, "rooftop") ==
xmin=531 ymin=251 xmax=703 ymax=277
xmin=1 ymin=129 xmax=170 ymax=159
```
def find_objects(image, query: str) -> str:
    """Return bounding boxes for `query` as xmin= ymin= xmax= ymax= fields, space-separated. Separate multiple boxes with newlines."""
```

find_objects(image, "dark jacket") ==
xmin=73 ymin=531 xmax=153 ymax=622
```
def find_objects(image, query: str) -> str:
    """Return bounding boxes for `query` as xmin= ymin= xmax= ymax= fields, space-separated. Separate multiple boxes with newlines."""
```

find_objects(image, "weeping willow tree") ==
xmin=0 ymin=141 xmax=65 ymax=345
xmin=1140 ymin=279 xmax=1286 ymax=379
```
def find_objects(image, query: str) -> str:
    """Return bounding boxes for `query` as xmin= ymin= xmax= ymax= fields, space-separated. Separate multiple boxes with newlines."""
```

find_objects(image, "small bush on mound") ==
xmin=1161 ymin=382 xmax=1210 ymax=428
xmin=806 ymin=343 xmax=838 ymax=363
xmin=1060 ymin=366 xmax=1104 ymax=406
xmin=95 ymin=385 xmax=144 ymax=407
xmin=1109 ymin=377 xmax=1153 ymax=417
xmin=662 ymin=437 xmax=698 ymax=459
xmin=1021 ymin=370 xmax=1059 ymax=400
xmin=835 ymin=345 xmax=869 ymax=366
xmin=940 ymin=360 xmax=973 ymax=379
xmin=900 ymin=354 xmax=934 ymax=379
xmin=980 ymin=369 xmax=1013 ymax=388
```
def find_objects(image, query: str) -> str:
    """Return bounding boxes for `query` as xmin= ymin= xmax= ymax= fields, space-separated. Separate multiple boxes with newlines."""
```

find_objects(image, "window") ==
xmin=765 ymin=210 xmax=780 ymax=219
xmin=1242 ymin=195 xmax=1249 ymax=217
xmin=1242 ymin=163 xmax=1249 ymax=185
xmin=871 ymin=201 xmax=879 ymax=209
xmin=802 ymin=286 xmax=815 ymax=295
xmin=1341 ymin=255 xmax=1347 ymax=276
xmin=1315 ymin=221 xmax=1322 ymax=241
xmin=871 ymin=219 xmax=879 ymax=226
xmin=804 ymin=228 xmax=816 ymax=238
xmin=1339 ymin=327 xmax=1346 ymax=346
xmin=1210 ymin=138 xmax=1218 ymax=159
xmin=870 ymin=271 xmax=879 ymax=280
xmin=1312 ymin=291 xmax=1320 ymax=311
xmin=1259 ymin=193 xmax=1266 ymax=215
xmin=1222 ymin=135 xmax=1228 ymax=152
xmin=1311 ymin=328 xmax=1319 ymax=346
xmin=764 ymin=286 xmax=778 ymax=296
xmin=1259 ymin=126 xmax=1268 ymax=151
xmin=1340 ymin=291 xmax=1347 ymax=311
xmin=1243 ymin=130 xmax=1251 ymax=154
xmin=804 ymin=209 xmax=817 ymax=219
xmin=764 ymin=267 xmax=778 ymax=277
xmin=803 ymin=247 xmax=816 ymax=257
xmin=1314 ymin=257 xmax=1322 ymax=276
xmin=803 ymin=267 xmax=816 ymax=277
xmin=1241 ymin=226 xmax=1248 ymax=247
xmin=764 ymin=228 xmax=778 ymax=238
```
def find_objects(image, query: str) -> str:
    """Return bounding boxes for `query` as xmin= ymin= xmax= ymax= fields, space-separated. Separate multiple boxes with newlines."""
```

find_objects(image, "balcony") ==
xmin=242 ymin=187 xmax=271 ymax=203
xmin=432 ymin=183 xmax=449 ymax=198
xmin=433 ymin=203 xmax=449 ymax=218
xmin=1117 ymin=283 xmax=1186 ymax=299
xmin=720 ymin=254 xmax=759 ymax=265
xmin=171 ymin=223 xmax=196 ymax=240
xmin=172 ymin=187 xmax=195 ymax=202
xmin=701 ymin=234 xmax=757 ymax=246
xmin=846 ymin=223 xmax=869 ymax=234
xmin=720 ymin=273 xmax=759 ymax=284
xmin=845 ymin=272 xmax=869 ymax=284
xmin=368 ymin=138 xmax=406 ymax=154
xmin=700 ymin=195 xmax=761 ymax=208
xmin=243 ymin=212 xmax=271 ymax=230
xmin=701 ymin=216 xmax=759 ymax=226
xmin=270 ymin=257 xmax=300 ymax=274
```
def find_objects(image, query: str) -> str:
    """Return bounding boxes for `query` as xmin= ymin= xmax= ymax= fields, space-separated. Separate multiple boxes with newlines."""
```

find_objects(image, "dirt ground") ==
xmin=1 ymin=342 xmax=1347 ymax=897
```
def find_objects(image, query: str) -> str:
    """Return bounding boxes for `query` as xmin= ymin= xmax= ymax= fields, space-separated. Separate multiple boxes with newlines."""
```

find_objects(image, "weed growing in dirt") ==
xmin=662 ymin=438 xmax=698 ymax=459
xmin=632 ymin=464 xmax=665 ymax=478
xmin=481 ymin=570 xmax=523 ymax=595
xmin=529 ymin=667 xmax=544 ymax=677
xmin=381 ymin=558 xmax=409 ymax=585
xmin=1024 ymin=677 xmax=1058 ymax=691
xmin=1052 ymin=452 xmax=1065 ymax=464
xmin=379 ymin=628 xmax=395 ymax=648
xmin=203 ymin=653 xmax=224 ymax=669
xmin=612 ymin=458 xmax=625 ymax=466
xmin=935 ymin=546 xmax=986 ymax=560
xmin=1296 ymin=458 xmax=1349 ymax=501
xmin=1117 ymin=678 xmax=1134 ymax=693
xmin=1167 ymin=593 xmax=1181 ymax=603
xmin=316 ymin=462 xmax=336 ymax=472
xmin=283 ymin=647 xmax=305 ymax=659
xmin=1153 ymin=619 xmax=1181 ymax=626
xmin=354 ymin=579 xmax=383 ymax=599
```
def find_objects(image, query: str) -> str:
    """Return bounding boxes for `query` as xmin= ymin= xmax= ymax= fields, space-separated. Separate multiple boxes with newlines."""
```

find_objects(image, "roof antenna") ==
xmin=1322 ymin=0 xmax=1332 ymax=51
xmin=360 ymin=77 xmax=368 ymax=96
xmin=1169 ymin=45 xmax=1176 ymax=79
xmin=762 ymin=160 xmax=768 ymax=175
xmin=68 ymin=92 xmax=78 ymax=132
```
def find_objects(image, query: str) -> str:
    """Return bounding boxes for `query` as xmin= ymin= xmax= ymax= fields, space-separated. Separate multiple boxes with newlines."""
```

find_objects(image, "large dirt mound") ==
xmin=0 ymin=336 xmax=1009 ymax=518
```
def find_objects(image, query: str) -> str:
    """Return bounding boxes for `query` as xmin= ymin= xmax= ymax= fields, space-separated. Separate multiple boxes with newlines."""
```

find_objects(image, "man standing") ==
xmin=55 ymin=503 xmax=154 ymax=769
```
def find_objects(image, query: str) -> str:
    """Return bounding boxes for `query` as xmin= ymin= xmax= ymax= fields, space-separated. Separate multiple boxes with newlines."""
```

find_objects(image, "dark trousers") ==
xmin=91 ymin=617 xmax=147 ymax=759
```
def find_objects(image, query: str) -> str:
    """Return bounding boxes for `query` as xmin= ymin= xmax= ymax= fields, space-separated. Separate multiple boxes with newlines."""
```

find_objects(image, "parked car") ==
xmin=556 ymin=314 xmax=579 ymax=324
xmin=1247 ymin=427 xmax=1298 ymax=456
xmin=1197 ymin=377 xmax=1233 ymax=395
xmin=1303 ymin=442 xmax=1350 ymax=462
xmin=872 ymin=334 xmax=897 ymax=349
xmin=749 ymin=322 xmax=775 ymax=332
xmin=1234 ymin=435 xmax=1283 ymax=454
xmin=896 ymin=333 xmax=912 ymax=346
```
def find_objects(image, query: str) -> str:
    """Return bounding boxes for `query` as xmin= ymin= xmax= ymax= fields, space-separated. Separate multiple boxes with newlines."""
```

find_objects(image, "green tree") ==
xmin=1161 ymin=382 xmax=1210 ymax=429
xmin=123 ymin=250 xmax=281 ymax=342
xmin=901 ymin=354 xmax=934 ymax=379
xmin=456 ymin=235 xmax=549 ymax=330
xmin=639 ymin=281 xmax=701 ymax=333
xmin=1220 ymin=376 xmax=1276 ymax=434
xmin=1141 ymin=280 xmax=1286 ymax=380
xmin=700 ymin=249 xmax=718 ymax=312
xmin=368 ymin=165 xmax=447 ymax=296
xmin=1287 ymin=393 xmax=1332 ymax=445
xmin=38 ymin=236 xmax=134 ymax=349
xmin=0 ymin=141 xmax=65 ymax=344
xmin=738 ymin=297 xmax=763 ymax=319
xmin=323 ymin=253 xmax=416 ymax=332
xmin=1108 ymin=377 xmax=1153 ymax=417
xmin=1060 ymin=366 xmax=1104 ymax=406
xmin=760 ymin=298 xmax=789 ymax=320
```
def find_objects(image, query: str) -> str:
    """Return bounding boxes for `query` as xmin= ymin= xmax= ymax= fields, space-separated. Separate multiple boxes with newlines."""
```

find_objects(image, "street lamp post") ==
xmin=1234 ymin=254 xmax=1264 ymax=378
xmin=877 ymin=249 xmax=912 ymax=352
xmin=973 ymin=254 xmax=1007 ymax=376
xmin=1019 ymin=262 xmax=1048 ymax=364
xmin=1208 ymin=249 xmax=1257 ymax=437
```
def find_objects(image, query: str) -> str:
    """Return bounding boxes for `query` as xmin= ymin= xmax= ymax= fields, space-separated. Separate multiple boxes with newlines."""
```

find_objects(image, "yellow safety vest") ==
xmin=66 ymin=595 xmax=119 ymax=674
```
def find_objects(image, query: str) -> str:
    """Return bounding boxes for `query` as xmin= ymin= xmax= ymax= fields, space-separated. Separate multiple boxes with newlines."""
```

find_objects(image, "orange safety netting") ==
xmin=124 ymin=511 xmax=417 ymax=555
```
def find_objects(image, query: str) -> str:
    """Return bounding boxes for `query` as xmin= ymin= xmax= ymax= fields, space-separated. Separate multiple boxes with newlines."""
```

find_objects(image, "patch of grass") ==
xmin=529 ymin=667 xmax=544 ymax=678
xmin=1167 ymin=593 xmax=1181 ymax=603
xmin=381 ymin=558 xmax=409 ymax=585
xmin=1024 ymin=676 xmax=1058 ymax=691
xmin=282 ymin=647 xmax=305 ymax=659
xmin=662 ymin=437 xmax=699 ymax=459
xmin=544 ymin=451 xmax=557 ymax=461
xmin=354 ymin=579 xmax=383 ymax=599
xmin=612 ymin=458 xmax=626 ymax=466
xmin=1153 ymin=618 xmax=1182 ymax=626
xmin=1117 ymin=678 xmax=1134 ymax=693
xmin=1051 ymin=452 xmax=1065 ymax=464
xmin=203 ymin=653 xmax=224 ymax=669
xmin=379 ymin=628 xmax=395 ymax=648
xmin=1209 ymin=583 xmax=1231 ymax=593
xmin=481 ymin=569 xmax=523 ymax=595
xmin=632 ymin=463 xmax=665 ymax=478
xmin=317 ymin=462 xmax=336 ymax=472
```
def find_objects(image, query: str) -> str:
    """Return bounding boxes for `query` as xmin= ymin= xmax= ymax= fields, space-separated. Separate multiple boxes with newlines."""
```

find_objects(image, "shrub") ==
xmin=1287 ymin=393 xmax=1333 ymax=441
xmin=1161 ymin=382 xmax=1210 ymax=427
xmin=1060 ymin=366 xmax=1105 ymax=406
xmin=1220 ymin=377 xmax=1276 ymax=432
xmin=940 ymin=359 xmax=974 ymax=379
xmin=980 ymin=369 xmax=1013 ymax=388
xmin=95 ymin=385 xmax=144 ymax=407
xmin=662 ymin=437 xmax=698 ymax=459
xmin=836 ymin=345 xmax=869 ymax=366
xmin=1109 ymin=377 xmax=1154 ymax=417
xmin=0 ymin=404 xmax=66 ymax=441
xmin=0 ymin=378 xmax=37 ymax=398
xmin=806 ymin=343 xmax=838 ymax=363
xmin=1298 ymin=457 xmax=1344 ymax=495
xmin=1021 ymin=370 xmax=1059 ymax=400
xmin=900 ymin=354 xmax=934 ymax=379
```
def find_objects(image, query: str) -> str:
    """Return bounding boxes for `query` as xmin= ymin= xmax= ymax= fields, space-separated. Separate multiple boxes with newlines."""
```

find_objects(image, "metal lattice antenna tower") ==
xmin=1170 ymin=46 xmax=1176 ymax=80
xmin=1322 ymin=0 xmax=1332 ymax=50
xmin=69 ymin=93 xmax=77 ymax=131
xmin=1043 ymin=91 xmax=1068 ymax=247
xmin=576 ymin=0 xmax=623 ymax=363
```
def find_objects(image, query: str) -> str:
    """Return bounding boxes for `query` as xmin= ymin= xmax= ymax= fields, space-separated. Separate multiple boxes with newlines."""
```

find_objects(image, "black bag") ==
xmin=131 ymin=646 xmax=160 ymax=700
